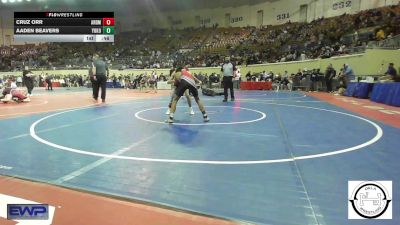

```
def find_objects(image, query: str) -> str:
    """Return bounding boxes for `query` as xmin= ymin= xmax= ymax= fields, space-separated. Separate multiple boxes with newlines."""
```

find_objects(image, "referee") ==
xmin=22 ymin=66 xmax=34 ymax=96
xmin=88 ymin=66 xmax=96 ymax=98
xmin=221 ymin=57 xmax=236 ymax=102
xmin=92 ymin=54 xmax=109 ymax=103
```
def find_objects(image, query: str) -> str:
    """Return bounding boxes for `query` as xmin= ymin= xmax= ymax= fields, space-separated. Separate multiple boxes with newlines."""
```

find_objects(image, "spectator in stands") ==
xmin=288 ymin=73 xmax=295 ymax=91
xmin=38 ymin=74 xmax=44 ymax=87
xmin=300 ymin=52 xmax=306 ymax=61
xmin=291 ymin=69 xmax=303 ymax=90
xmin=246 ymin=71 xmax=251 ymax=81
xmin=266 ymin=71 xmax=274 ymax=81
xmin=310 ymin=69 xmax=318 ymax=92
xmin=273 ymin=73 xmax=282 ymax=91
xmin=78 ymin=76 xmax=84 ymax=86
xmin=159 ymin=73 xmax=166 ymax=81
xmin=251 ymin=73 xmax=257 ymax=81
xmin=380 ymin=62 xmax=398 ymax=82
xmin=343 ymin=64 xmax=355 ymax=87
xmin=1 ymin=4 xmax=399 ymax=73
xmin=295 ymin=69 xmax=303 ymax=79
xmin=353 ymin=31 xmax=359 ymax=43
xmin=261 ymin=71 xmax=267 ymax=81
xmin=376 ymin=28 xmax=386 ymax=40
xmin=149 ymin=70 xmax=158 ymax=93
xmin=335 ymin=68 xmax=346 ymax=95
xmin=283 ymin=71 xmax=289 ymax=79
xmin=386 ymin=62 xmax=397 ymax=77
xmin=325 ymin=64 xmax=336 ymax=92
xmin=234 ymin=67 xmax=241 ymax=89
xmin=112 ymin=76 xmax=118 ymax=88
xmin=281 ymin=74 xmax=290 ymax=90
xmin=139 ymin=73 xmax=148 ymax=91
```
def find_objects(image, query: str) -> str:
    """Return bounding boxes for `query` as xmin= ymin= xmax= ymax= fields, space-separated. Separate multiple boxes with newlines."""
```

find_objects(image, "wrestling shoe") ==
xmin=189 ymin=107 xmax=195 ymax=115
xmin=166 ymin=117 xmax=174 ymax=124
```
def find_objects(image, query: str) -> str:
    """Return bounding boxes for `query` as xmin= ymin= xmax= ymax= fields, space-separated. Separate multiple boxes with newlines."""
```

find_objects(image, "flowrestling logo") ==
xmin=348 ymin=181 xmax=392 ymax=219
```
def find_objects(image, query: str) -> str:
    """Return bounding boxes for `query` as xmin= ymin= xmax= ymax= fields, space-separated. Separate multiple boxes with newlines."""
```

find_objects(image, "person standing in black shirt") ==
xmin=310 ymin=69 xmax=318 ymax=92
xmin=112 ymin=76 xmax=117 ymax=88
xmin=45 ymin=73 xmax=53 ymax=91
xmin=325 ymin=64 xmax=336 ymax=92
xmin=88 ymin=66 xmax=96 ymax=98
xmin=92 ymin=54 xmax=109 ymax=103
xmin=22 ymin=66 xmax=34 ymax=96
xmin=245 ymin=71 xmax=251 ymax=81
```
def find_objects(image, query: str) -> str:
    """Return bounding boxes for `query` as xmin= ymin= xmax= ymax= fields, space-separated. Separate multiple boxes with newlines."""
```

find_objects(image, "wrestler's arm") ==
xmin=167 ymin=73 xmax=175 ymax=84
xmin=174 ymin=72 xmax=182 ymax=80
xmin=192 ymin=75 xmax=202 ymax=84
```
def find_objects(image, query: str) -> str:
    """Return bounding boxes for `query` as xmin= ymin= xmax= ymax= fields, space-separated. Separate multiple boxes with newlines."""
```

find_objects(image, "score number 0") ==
xmin=102 ymin=18 xmax=115 ymax=26
xmin=102 ymin=18 xmax=115 ymax=34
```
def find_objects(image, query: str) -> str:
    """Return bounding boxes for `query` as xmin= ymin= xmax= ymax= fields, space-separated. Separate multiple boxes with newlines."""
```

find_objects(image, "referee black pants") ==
xmin=223 ymin=76 xmax=234 ymax=100
xmin=93 ymin=75 xmax=107 ymax=100
xmin=46 ymin=80 xmax=53 ymax=90
xmin=90 ymin=77 xmax=95 ymax=97
xmin=25 ymin=80 xmax=34 ymax=95
xmin=325 ymin=77 xmax=332 ymax=92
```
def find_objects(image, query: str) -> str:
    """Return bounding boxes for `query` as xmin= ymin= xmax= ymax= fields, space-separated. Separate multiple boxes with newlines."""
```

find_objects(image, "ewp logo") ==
xmin=0 ymin=194 xmax=55 ymax=225
xmin=7 ymin=204 xmax=49 ymax=220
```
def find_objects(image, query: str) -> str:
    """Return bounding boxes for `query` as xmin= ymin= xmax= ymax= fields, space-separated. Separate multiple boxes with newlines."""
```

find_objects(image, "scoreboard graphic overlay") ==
xmin=14 ymin=12 xmax=114 ymax=43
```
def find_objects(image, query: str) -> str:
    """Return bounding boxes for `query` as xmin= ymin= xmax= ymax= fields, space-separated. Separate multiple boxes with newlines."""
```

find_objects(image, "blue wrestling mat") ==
xmin=0 ymin=91 xmax=399 ymax=225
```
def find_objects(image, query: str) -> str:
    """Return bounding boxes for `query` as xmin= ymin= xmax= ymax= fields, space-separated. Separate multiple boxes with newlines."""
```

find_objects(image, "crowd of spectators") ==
xmin=0 ymin=4 xmax=399 ymax=72
xmin=0 ymin=73 xmax=87 ymax=88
